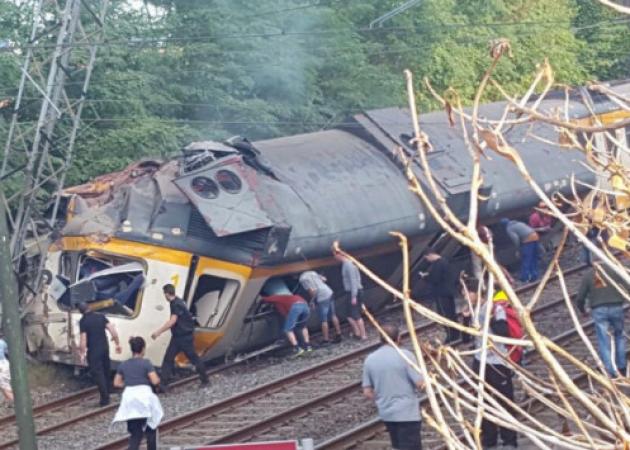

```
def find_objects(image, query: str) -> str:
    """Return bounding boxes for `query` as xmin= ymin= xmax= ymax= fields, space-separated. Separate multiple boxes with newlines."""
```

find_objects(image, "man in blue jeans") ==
xmin=576 ymin=263 xmax=628 ymax=378
xmin=299 ymin=271 xmax=342 ymax=345
xmin=501 ymin=218 xmax=540 ymax=282
xmin=262 ymin=294 xmax=313 ymax=357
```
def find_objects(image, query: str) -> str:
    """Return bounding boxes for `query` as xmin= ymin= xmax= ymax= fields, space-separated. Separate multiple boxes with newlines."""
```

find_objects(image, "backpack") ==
xmin=492 ymin=291 xmax=524 ymax=364
xmin=173 ymin=299 xmax=195 ymax=336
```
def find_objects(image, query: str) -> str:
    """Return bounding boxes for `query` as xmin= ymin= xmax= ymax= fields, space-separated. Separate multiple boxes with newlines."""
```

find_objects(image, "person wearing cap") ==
xmin=500 ymin=218 xmax=540 ymax=283
xmin=78 ymin=302 xmax=122 ymax=406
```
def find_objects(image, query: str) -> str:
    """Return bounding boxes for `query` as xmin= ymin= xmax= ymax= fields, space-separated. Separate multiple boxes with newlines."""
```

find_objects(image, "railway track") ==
xmin=0 ymin=286 xmax=404 ymax=447
xmin=92 ymin=264 xmax=591 ymax=450
xmin=317 ymin=312 xmax=625 ymax=450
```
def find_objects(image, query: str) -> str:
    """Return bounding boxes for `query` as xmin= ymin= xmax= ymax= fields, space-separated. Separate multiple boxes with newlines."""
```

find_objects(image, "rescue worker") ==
xmin=468 ymin=281 xmax=518 ymax=448
xmin=362 ymin=324 xmax=425 ymax=450
xmin=298 ymin=271 xmax=342 ymax=345
xmin=333 ymin=249 xmax=368 ymax=340
xmin=0 ymin=334 xmax=13 ymax=406
xmin=500 ymin=218 xmax=540 ymax=283
xmin=151 ymin=284 xmax=209 ymax=388
xmin=78 ymin=302 xmax=122 ymax=406
xmin=262 ymin=294 xmax=313 ymax=357
xmin=421 ymin=252 xmax=459 ymax=343
xmin=112 ymin=336 xmax=163 ymax=450
xmin=575 ymin=263 xmax=627 ymax=378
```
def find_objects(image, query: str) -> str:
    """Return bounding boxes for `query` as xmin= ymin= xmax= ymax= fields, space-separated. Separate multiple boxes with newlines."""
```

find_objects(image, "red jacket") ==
xmin=262 ymin=295 xmax=307 ymax=317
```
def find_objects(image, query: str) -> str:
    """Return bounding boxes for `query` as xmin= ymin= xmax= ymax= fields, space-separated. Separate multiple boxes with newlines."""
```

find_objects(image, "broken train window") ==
xmin=190 ymin=274 xmax=239 ymax=328
xmin=52 ymin=251 xmax=146 ymax=317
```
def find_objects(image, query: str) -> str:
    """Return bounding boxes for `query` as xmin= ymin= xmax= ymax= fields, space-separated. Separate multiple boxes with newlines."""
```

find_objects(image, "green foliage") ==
xmin=1 ymin=0 xmax=630 ymax=190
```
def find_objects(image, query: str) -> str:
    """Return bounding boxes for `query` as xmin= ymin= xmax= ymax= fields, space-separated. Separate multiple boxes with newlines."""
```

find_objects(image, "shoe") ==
xmin=319 ymin=340 xmax=332 ymax=347
xmin=99 ymin=399 xmax=110 ymax=407
xmin=156 ymin=384 xmax=169 ymax=394
xmin=304 ymin=345 xmax=314 ymax=353
xmin=290 ymin=347 xmax=305 ymax=358
xmin=332 ymin=335 xmax=342 ymax=344
xmin=200 ymin=379 xmax=209 ymax=387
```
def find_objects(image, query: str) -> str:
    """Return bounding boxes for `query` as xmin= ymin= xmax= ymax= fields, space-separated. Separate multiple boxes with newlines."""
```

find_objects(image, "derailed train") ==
xmin=22 ymin=82 xmax=630 ymax=367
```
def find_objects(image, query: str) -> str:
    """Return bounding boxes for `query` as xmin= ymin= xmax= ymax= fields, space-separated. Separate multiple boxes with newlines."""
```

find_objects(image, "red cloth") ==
xmin=529 ymin=211 xmax=553 ymax=229
xmin=262 ymin=295 xmax=306 ymax=317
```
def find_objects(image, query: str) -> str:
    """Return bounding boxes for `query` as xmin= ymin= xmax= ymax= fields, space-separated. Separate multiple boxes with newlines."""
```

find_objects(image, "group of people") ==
xmin=77 ymin=283 xmax=208 ymax=450
xmin=261 ymin=249 xmax=369 ymax=357
xmin=362 ymin=206 xmax=630 ymax=450
xmin=362 ymin=279 xmax=520 ymax=450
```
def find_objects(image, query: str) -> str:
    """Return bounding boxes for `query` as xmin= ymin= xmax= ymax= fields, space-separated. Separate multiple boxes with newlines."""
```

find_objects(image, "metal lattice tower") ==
xmin=0 ymin=0 xmax=109 ymax=291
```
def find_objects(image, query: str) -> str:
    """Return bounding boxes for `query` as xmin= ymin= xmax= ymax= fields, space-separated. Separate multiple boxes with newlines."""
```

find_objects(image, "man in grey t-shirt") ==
xmin=334 ymin=250 xmax=367 ymax=340
xmin=299 ymin=271 xmax=342 ymax=345
xmin=362 ymin=324 xmax=424 ymax=450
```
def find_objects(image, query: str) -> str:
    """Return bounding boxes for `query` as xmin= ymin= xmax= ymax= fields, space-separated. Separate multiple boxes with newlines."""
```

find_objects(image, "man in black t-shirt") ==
xmin=78 ymin=302 xmax=122 ymax=406
xmin=151 ymin=284 xmax=209 ymax=388
xmin=421 ymin=252 xmax=459 ymax=344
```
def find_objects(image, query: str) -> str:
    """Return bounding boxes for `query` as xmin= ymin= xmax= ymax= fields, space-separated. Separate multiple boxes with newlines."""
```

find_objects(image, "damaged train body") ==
xmin=22 ymin=89 xmax=624 ymax=367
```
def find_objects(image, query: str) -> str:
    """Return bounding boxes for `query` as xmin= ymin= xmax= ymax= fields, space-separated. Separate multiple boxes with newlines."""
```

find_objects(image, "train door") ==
xmin=182 ymin=256 xmax=250 ymax=362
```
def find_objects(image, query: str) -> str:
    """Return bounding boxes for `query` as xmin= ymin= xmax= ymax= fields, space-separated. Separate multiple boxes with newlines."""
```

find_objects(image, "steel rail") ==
xmin=93 ymin=263 xmax=590 ymax=450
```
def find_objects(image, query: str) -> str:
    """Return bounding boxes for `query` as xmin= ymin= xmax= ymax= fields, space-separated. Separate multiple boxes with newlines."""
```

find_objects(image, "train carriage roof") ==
xmin=58 ymin=85 xmax=613 ymax=266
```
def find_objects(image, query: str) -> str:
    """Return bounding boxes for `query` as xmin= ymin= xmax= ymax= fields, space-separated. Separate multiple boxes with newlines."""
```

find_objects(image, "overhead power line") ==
xmin=3 ymin=17 xmax=630 ymax=52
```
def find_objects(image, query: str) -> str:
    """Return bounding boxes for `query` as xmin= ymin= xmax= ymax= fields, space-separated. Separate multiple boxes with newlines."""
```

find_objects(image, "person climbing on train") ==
xmin=0 ymin=333 xmax=13 ymax=406
xmin=500 ymin=217 xmax=540 ymax=283
xmin=112 ymin=336 xmax=163 ymax=450
xmin=151 ymin=284 xmax=209 ymax=389
xmin=262 ymin=294 xmax=313 ymax=357
xmin=362 ymin=324 xmax=425 ymax=450
xmin=298 ymin=271 xmax=342 ymax=345
xmin=467 ymin=280 xmax=519 ymax=448
xmin=78 ymin=302 xmax=122 ymax=406
xmin=575 ymin=262 xmax=628 ymax=378
xmin=333 ymin=249 xmax=368 ymax=340
xmin=420 ymin=252 xmax=459 ymax=343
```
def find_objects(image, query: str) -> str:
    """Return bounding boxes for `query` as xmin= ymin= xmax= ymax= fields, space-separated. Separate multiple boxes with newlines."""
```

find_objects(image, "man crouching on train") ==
xmin=262 ymin=294 xmax=314 ymax=357
xmin=151 ymin=284 xmax=209 ymax=390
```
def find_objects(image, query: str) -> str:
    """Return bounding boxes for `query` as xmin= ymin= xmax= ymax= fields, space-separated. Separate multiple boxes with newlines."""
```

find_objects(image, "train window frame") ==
xmin=189 ymin=273 xmax=240 ymax=329
xmin=215 ymin=169 xmax=242 ymax=194
xmin=59 ymin=250 xmax=147 ymax=320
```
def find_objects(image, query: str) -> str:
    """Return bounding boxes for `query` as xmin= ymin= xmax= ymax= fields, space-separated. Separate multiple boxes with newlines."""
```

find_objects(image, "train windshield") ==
xmin=51 ymin=251 xmax=146 ymax=317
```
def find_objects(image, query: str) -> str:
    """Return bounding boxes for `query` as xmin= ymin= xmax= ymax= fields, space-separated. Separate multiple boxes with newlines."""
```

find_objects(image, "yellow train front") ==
xmin=22 ymin=95 xmax=607 ymax=367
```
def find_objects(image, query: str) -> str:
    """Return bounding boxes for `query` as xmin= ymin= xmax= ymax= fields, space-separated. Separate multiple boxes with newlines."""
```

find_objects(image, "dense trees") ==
xmin=0 ymin=0 xmax=629 ymax=186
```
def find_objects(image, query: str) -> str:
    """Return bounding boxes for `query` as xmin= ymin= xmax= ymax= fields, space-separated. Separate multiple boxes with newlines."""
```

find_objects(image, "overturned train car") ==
xmin=23 ymin=89 xmax=626 ymax=367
